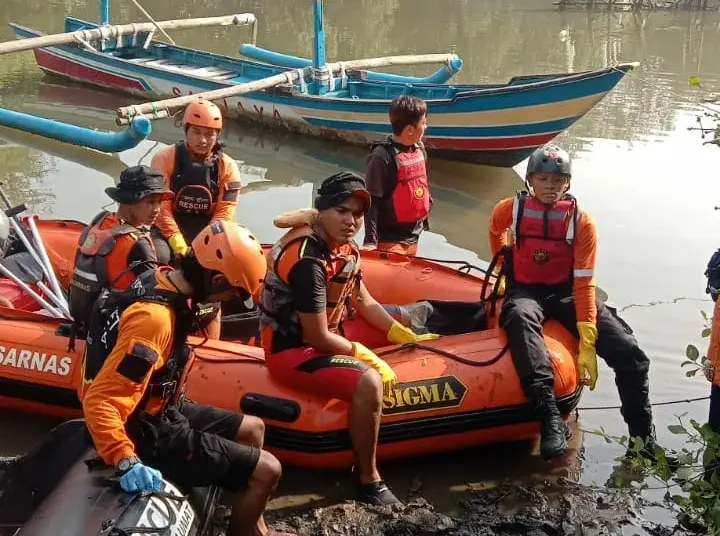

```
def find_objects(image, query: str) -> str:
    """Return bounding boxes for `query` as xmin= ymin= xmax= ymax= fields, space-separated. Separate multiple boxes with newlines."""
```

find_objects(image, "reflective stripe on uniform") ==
xmin=74 ymin=267 xmax=99 ymax=282
xmin=573 ymin=268 xmax=594 ymax=278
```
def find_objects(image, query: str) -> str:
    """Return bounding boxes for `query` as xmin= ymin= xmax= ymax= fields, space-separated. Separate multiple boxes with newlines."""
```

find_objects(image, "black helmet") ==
xmin=526 ymin=145 xmax=572 ymax=179
xmin=105 ymin=165 xmax=174 ymax=205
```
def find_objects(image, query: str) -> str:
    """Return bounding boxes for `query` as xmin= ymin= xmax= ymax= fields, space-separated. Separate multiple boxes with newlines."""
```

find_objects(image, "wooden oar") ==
xmin=0 ymin=14 xmax=257 ymax=56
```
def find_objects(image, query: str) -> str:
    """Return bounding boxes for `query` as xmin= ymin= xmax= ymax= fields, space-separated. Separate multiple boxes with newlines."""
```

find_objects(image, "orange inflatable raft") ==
xmin=0 ymin=217 xmax=582 ymax=469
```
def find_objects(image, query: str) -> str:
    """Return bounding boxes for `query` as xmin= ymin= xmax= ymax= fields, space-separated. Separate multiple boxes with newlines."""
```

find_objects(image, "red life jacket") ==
xmin=391 ymin=146 xmax=431 ymax=224
xmin=511 ymin=192 xmax=578 ymax=286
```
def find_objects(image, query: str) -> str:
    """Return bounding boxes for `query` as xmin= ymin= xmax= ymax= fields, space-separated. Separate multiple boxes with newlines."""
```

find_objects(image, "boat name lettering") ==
xmin=171 ymin=86 xmax=195 ymax=98
xmin=0 ymin=345 xmax=72 ymax=376
xmin=382 ymin=375 xmax=467 ymax=416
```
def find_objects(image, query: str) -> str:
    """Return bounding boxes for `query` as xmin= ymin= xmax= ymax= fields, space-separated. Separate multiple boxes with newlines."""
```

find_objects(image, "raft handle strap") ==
xmin=377 ymin=340 xmax=508 ymax=368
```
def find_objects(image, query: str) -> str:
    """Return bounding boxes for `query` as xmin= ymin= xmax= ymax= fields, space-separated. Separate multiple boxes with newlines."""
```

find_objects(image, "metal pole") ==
xmin=0 ymin=264 xmax=63 ymax=318
xmin=313 ymin=0 xmax=326 ymax=69
xmin=0 ymin=185 xmax=60 ymax=290
xmin=7 ymin=218 xmax=51 ymax=284
xmin=26 ymin=216 xmax=68 ymax=309
xmin=100 ymin=0 xmax=110 ymax=25
xmin=37 ymin=281 xmax=72 ymax=319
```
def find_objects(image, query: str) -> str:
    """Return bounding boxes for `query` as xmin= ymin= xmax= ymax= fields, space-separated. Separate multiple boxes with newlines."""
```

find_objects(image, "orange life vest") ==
xmin=510 ymin=192 xmax=578 ymax=286
xmin=258 ymin=226 xmax=362 ymax=351
xmin=68 ymin=211 xmax=151 ymax=331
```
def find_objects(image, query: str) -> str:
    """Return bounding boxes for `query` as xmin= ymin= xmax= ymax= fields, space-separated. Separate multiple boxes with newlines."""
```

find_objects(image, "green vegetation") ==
xmin=592 ymin=311 xmax=719 ymax=534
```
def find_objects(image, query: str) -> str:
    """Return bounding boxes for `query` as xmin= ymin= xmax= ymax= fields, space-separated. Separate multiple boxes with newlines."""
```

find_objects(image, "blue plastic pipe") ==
xmin=238 ymin=44 xmax=464 ymax=85
xmin=0 ymin=108 xmax=151 ymax=153
xmin=239 ymin=44 xmax=312 ymax=69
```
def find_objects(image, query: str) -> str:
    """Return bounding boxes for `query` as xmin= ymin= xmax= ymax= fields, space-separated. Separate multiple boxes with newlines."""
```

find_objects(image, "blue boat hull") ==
xmin=10 ymin=18 xmax=636 ymax=167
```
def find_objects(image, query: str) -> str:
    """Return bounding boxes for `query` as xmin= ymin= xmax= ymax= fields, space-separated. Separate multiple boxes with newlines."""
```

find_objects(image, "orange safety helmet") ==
xmin=191 ymin=220 xmax=267 ymax=296
xmin=182 ymin=100 xmax=223 ymax=131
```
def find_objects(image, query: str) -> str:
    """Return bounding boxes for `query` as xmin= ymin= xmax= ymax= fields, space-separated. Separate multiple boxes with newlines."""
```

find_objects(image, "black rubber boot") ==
xmin=533 ymin=386 xmax=570 ymax=461
xmin=624 ymin=424 xmax=679 ymax=471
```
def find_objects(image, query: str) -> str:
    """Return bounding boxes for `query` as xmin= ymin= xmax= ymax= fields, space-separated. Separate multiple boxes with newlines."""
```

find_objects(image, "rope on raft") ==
xmin=579 ymin=395 xmax=710 ymax=411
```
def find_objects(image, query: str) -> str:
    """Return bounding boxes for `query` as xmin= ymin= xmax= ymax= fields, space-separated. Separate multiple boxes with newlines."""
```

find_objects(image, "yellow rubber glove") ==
xmin=492 ymin=265 xmax=506 ymax=297
xmin=386 ymin=320 xmax=440 ymax=345
xmin=351 ymin=342 xmax=397 ymax=392
xmin=496 ymin=275 xmax=506 ymax=296
xmin=576 ymin=321 xmax=599 ymax=390
xmin=168 ymin=232 xmax=190 ymax=258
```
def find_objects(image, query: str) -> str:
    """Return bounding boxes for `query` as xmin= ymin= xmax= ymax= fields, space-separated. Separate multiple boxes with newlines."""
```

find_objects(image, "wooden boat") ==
xmin=0 ymin=215 xmax=582 ymax=470
xmin=7 ymin=0 xmax=638 ymax=168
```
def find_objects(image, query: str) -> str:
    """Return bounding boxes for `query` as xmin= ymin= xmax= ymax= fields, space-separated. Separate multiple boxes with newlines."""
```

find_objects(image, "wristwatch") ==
xmin=118 ymin=456 xmax=141 ymax=472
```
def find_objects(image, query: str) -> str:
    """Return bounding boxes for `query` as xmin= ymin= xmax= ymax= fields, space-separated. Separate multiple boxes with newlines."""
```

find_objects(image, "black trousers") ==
xmin=500 ymin=283 xmax=653 ymax=438
xmin=709 ymin=384 xmax=720 ymax=434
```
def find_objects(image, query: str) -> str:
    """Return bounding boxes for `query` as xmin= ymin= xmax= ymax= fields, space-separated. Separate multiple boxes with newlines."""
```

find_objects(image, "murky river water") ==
xmin=1 ymin=0 xmax=720 ymax=526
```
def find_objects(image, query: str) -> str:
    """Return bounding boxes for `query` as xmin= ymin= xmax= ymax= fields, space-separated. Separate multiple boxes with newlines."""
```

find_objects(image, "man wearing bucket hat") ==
xmin=259 ymin=171 xmax=438 ymax=505
xmin=68 ymin=165 xmax=173 ymax=340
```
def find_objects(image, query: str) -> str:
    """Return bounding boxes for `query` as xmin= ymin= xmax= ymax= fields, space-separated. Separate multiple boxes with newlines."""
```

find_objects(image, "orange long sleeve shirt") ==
xmin=488 ymin=196 xmax=598 ymax=324
xmin=151 ymin=144 xmax=242 ymax=240
xmin=79 ymin=272 xmax=181 ymax=467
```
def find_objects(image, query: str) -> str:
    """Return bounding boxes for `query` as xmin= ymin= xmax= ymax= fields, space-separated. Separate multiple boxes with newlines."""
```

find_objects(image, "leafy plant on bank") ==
xmin=590 ymin=310 xmax=720 ymax=534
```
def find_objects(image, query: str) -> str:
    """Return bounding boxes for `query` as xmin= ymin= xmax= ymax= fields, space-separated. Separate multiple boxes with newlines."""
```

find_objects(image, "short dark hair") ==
xmin=389 ymin=96 xmax=427 ymax=135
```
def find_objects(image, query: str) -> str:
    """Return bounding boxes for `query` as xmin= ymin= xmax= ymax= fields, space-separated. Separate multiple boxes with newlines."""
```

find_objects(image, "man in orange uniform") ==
xmin=259 ymin=172 xmax=437 ymax=505
xmin=703 ymin=252 xmax=720 ymax=432
xmin=362 ymin=96 xmax=432 ymax=255
xmin=151 ymin=99 xmax=242 ymax=339
xmin=489 ymin=145 xmax=665 ymax=462
xmin=79 ymin=221 xmax=294 ymax=536
xmin=68 ymin=165 xmax=173 ymax=339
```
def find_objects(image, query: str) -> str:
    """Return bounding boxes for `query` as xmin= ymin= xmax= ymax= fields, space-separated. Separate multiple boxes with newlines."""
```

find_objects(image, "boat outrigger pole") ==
xmin=0 ymin=108 xmax=152 ymax=154
xmin=0 ymin=14 xmax=257 ymax=56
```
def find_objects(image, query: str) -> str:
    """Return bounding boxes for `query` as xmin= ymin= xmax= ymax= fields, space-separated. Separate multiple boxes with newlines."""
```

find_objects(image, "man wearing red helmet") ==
xmin=80 ymin=220 xmax=294 ymax=536
xmin=151 ymin=99 xmax=243 ymax=339
xmin=488 ymin=145 xmax=674 ymax=467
